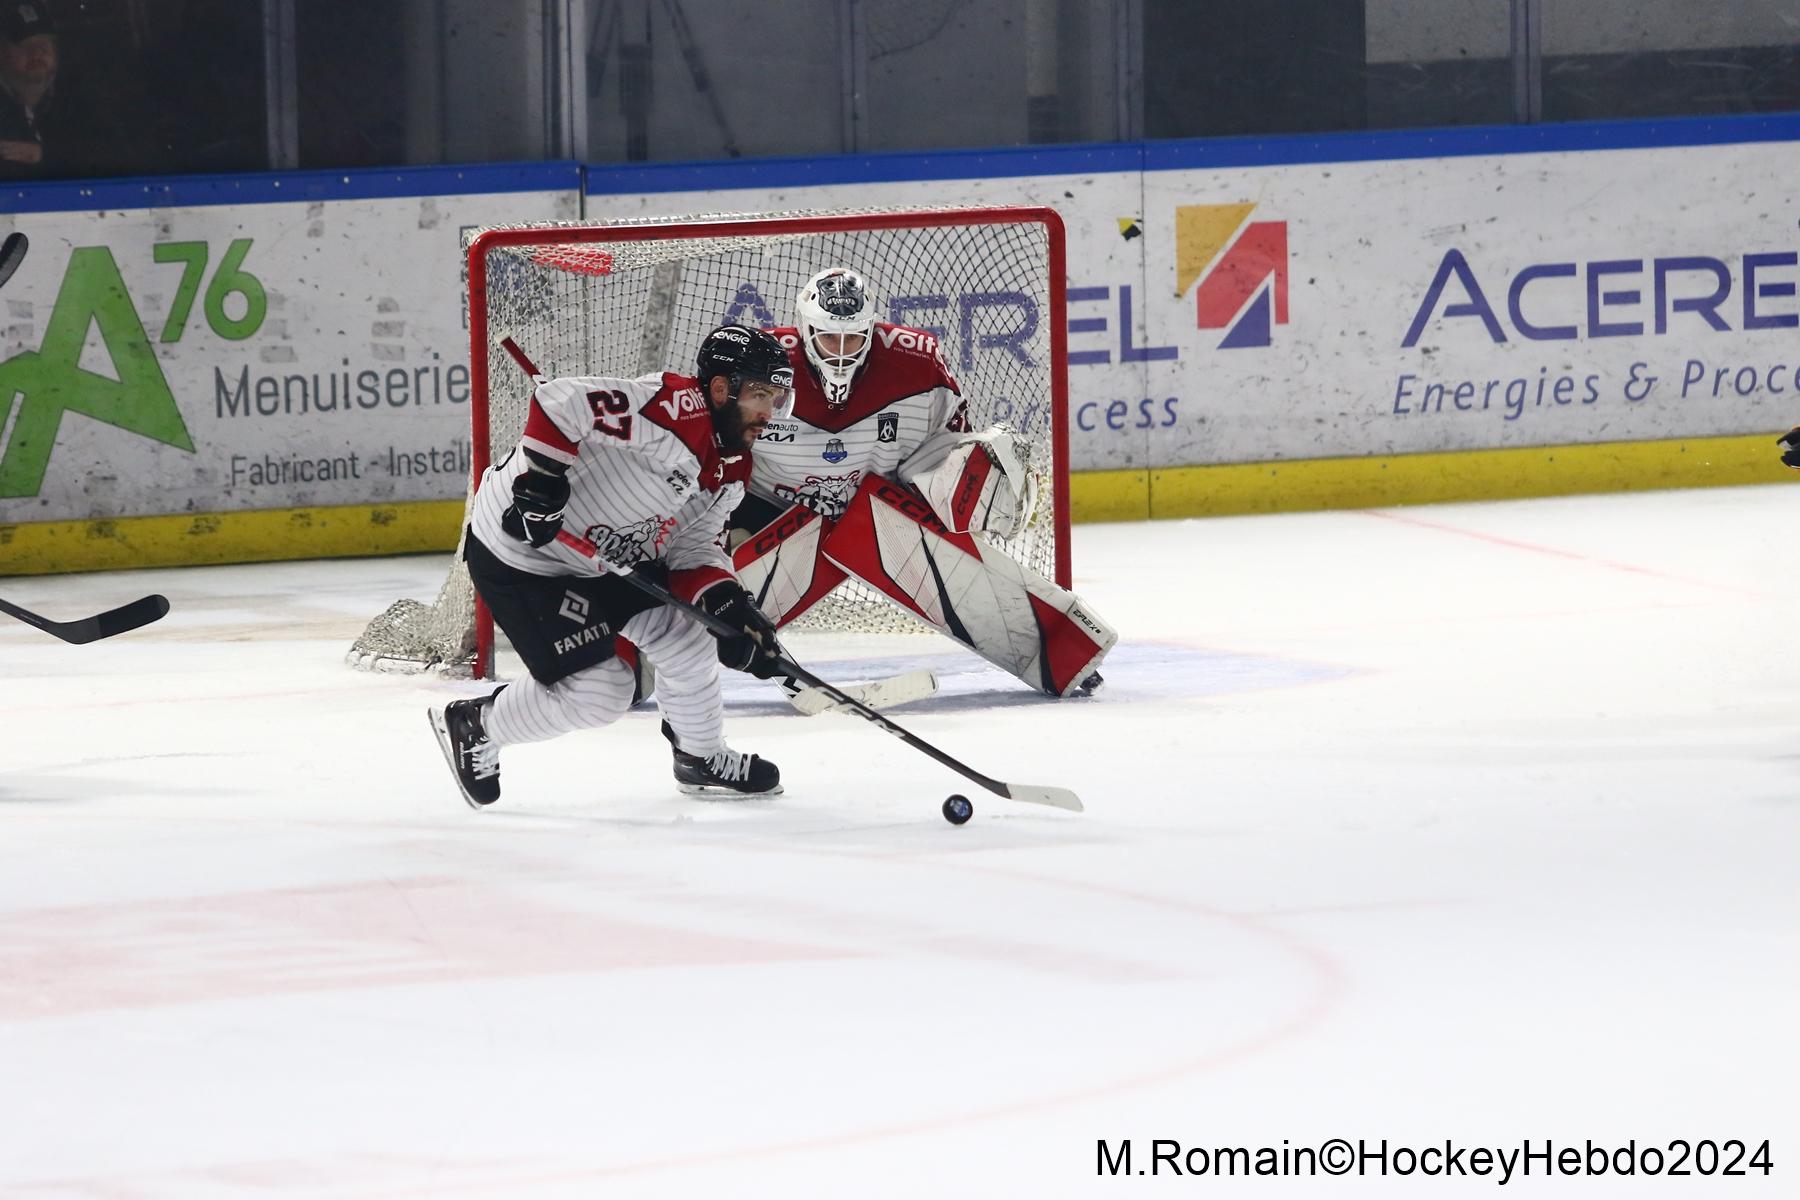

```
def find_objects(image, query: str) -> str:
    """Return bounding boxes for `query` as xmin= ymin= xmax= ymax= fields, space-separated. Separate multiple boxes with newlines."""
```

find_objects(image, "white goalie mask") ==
xmin=796 ymin=267 xmax=875 ymax=406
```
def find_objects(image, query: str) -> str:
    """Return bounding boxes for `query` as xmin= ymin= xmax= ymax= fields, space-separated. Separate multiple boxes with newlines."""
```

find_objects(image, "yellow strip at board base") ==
xmin=0 ymin=433 xmax=1790 ymax=576
xmin=1068 ymin=432 xmax=1793 ymax=523
xmin=0 ymin=500 xmax=466 ymax=577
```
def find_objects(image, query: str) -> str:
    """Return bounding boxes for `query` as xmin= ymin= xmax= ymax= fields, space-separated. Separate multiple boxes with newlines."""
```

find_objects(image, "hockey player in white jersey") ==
xmin=429 ymin=325 xmax=795 ymax=808
xmin=730 ymin=267 xmax=1116 ymax=698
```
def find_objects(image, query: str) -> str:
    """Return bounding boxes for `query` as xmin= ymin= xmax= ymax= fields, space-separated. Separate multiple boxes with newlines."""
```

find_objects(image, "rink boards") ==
xmin=2 ymin=115 xmax=1797 ymax=572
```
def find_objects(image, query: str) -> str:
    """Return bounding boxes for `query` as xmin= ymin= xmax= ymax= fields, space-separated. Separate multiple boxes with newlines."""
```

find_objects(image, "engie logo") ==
xmin=1175 ymin=204 xmax=1289 ymax=349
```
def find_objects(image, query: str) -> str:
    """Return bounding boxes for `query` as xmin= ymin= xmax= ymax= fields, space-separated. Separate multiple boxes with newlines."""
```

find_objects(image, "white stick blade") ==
xmin=1002 ymin=783 xmax=1084 ymax=812
xmin=790 ymin=669 xmax=938 ymax=716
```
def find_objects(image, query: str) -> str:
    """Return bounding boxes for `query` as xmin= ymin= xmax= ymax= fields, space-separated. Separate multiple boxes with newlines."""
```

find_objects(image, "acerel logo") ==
xmin=1175 ymin=204 xmax=1289 ymax=349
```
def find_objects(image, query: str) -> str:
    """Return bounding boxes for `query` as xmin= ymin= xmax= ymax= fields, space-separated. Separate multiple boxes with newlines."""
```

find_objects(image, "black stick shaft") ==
xmin=0 ymin=231 xmax=27 ymax=289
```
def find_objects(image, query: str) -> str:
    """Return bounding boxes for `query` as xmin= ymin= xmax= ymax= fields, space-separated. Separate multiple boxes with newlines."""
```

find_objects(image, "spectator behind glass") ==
xmin=0 ymin=1 xmax=123 ymax=179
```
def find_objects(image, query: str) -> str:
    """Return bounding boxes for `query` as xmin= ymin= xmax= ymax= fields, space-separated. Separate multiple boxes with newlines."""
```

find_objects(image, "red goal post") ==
xmin=349 ymin=205 xmax=1070 ymax=679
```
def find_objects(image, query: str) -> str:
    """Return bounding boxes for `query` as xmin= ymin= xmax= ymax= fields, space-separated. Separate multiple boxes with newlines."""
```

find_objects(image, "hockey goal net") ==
xmin=348 ymin=205 xmax=1069 ymax=679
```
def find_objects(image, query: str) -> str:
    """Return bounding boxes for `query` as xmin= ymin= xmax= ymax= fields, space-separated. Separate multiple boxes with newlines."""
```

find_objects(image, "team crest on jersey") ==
xmin=877 ymin=414 xmax=898 ymax=443
xmin=776 ymin=472 xmax=862 ymax=519
xmin=822 ymin=438 xmax=848 ymax=464
xmin=581 ymin=514 xmax=677 ymax=565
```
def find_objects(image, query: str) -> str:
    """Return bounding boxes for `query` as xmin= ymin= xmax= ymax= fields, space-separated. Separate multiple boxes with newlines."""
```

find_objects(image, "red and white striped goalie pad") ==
xmin=731 ymin=502 xmax=848 ymax=627
xmin=821 ymin=477 xmax=1116 ymax=697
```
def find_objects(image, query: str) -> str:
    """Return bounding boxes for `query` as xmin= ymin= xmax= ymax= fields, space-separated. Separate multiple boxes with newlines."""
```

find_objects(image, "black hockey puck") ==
xmin=942 ymin=794 xmax=973 ymax=825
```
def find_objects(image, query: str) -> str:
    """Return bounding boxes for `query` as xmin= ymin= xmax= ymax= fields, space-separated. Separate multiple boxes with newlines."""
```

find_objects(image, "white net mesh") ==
xmin=348 ymin=206 xmax=1062 ymax=676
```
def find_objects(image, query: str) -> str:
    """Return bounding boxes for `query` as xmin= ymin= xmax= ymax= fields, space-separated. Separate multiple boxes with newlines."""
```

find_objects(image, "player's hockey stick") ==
xmin=491 ymin=330 xmax=936 ymax=717
xmin=0 ymin=232 xmax=27 ymax=290
xmin=0 ymin=593 xmax=169 ymax=644
xmin=554 ymin=529 xmax=1082 ymax=811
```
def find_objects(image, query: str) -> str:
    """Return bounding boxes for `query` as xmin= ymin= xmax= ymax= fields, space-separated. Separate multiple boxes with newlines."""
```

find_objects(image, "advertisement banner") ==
xmin=589 ymin=134 xmax=1800 ymax=477
xmin=0 ymin=185 xmax=577 ymax=529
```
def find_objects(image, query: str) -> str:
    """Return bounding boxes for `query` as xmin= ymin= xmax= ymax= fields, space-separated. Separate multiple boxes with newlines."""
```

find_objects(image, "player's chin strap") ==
xmin=552 ymin=529 xmax=1081 ymax=812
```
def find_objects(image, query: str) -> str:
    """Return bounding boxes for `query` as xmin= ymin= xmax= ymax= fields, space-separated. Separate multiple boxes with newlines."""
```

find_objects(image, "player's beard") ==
xmin=713 ymin=400 xmax=764 ymax=454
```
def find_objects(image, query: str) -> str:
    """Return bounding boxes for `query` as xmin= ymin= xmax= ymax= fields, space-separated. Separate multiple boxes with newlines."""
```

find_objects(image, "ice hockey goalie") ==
xmin=728 ymin=266 xmax=1116 ymax=697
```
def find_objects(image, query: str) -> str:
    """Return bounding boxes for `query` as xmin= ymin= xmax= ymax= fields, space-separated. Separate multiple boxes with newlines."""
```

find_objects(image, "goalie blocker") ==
xmin=734 ymin=476 xmax=1114 ymax=698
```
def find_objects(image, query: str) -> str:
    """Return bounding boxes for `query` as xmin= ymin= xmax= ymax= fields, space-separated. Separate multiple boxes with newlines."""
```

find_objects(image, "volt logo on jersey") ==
xmin=822 ymin=438 xmax=848 ymax=463
xmin=559 ymin=591 xmax=590 ymax=623
xmin=876 ymin=326 xmax=939 ymax=354
xmin=877 ymin=414 xmax=898 ymax=443
xmin=1175 ymin=203 xmax=1290 ymax=350
xmin=658 ymin=387 xmax=707 ymax=420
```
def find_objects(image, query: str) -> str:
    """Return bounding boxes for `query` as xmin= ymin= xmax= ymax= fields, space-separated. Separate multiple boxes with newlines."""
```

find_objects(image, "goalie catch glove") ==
xmin=697 ymin=582 xmax=786 ymax=679
xmin=501 ymin=450 xmax=571 ymax=548
xmin=922 ymin=425 xmax=1040 ymax=539
xmin=1779 ymin=428 xmax=1800 ymax=469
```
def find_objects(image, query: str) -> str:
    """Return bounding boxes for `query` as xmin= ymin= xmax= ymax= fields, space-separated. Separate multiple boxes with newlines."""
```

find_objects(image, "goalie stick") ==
xmin=0 ymin=232 xmax=26 ymax=290
xmin=491 ymin=331 xmax=936 ymax=717
xmin=784 ymin=669 xmax=937 ymax=716
xmin=554 ymin=529 xmax=1082 ymax=812
xmin=0 ymin=593 xmax=169 ymax=644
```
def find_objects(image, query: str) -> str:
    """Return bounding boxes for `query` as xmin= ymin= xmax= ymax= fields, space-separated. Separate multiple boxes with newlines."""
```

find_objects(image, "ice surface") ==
xmin=1 ymin=487 xmax=1795 ymax=1197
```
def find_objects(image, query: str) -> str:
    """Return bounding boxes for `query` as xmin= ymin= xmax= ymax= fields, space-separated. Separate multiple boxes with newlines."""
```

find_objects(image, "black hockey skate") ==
xmin=1071 ymin=672 xmax=1104 ymax=697
xmin=661 ymin=720 xmax=781 ymax=796
xmin=429 ymin=690 xmax=502 ymax=808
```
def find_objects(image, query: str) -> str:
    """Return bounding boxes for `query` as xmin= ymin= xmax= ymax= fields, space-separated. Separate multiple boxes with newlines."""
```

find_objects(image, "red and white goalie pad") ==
xmin=731 ymin=501 xmax=849 ymax=626
xmin=736 ymin=477 xmax=1113 ymax=697
xmin=900 ymin=425 xmax=1039 ymax=540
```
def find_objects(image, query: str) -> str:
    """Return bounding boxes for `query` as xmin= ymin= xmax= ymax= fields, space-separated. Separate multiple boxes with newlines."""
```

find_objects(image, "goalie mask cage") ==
xmin=349 ymin=205 xmax=1069 ymax=679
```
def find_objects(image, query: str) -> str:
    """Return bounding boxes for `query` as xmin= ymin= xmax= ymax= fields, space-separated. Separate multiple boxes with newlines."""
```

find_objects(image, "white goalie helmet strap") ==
xmin=797 ymin=267 xmax=875 ymax=405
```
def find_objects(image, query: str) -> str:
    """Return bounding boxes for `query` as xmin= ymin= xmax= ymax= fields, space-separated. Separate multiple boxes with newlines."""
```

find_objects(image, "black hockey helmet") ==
xmin=697 ymin=324 xmax=794 ymax=416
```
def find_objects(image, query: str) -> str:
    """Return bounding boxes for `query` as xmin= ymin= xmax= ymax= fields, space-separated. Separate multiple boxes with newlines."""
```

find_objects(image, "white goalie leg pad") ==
xmin=823 ymin=478 xmax=1116 ymax=697
xmin=731 ymin=502 xmax=848 ymax=627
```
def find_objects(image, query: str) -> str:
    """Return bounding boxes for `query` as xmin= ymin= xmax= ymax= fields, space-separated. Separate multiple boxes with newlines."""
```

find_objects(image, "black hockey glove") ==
xmin=698 ymin=582 xmax=785 ymax=679
xmin=501 ymin=455 xmax=571 ymax=548
xmin=1779 ymin=428 xmax=1800 ymax=469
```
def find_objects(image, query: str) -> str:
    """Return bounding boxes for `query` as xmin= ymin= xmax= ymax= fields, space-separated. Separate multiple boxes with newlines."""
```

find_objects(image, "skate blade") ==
xmin=676 ymin=781 xmax=784 ymax=799
xmin=427 ymin=707 xmax=495 ymax=811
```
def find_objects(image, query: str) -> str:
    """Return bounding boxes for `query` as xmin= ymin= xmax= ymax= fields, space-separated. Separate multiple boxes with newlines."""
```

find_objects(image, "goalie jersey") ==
xmin=468 ymin=371 xmax=750 ymax=590
xmin=747 ymin=322 xmax=968 ymax=522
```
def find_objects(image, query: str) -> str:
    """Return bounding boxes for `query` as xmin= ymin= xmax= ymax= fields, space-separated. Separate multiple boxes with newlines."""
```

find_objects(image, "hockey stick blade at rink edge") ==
xmin=0 ymin=593 xmax=170 ymax=644
xmin=0 ymin=232 xmax=27 ymax=290
xmin=553 ymin=530 xmax=1083 ymax=812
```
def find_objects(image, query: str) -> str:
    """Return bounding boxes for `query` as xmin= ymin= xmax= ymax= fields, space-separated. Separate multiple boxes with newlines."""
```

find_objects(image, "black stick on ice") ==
xmin=0 ymin=593 xmax=170 ymax=644
xmin=0 ymin=232 xmax=27 ymax=290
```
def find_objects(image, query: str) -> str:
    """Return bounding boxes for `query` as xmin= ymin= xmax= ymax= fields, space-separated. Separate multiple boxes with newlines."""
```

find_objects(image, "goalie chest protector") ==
xmin=753 ymin=324 xmax=964 ymax=518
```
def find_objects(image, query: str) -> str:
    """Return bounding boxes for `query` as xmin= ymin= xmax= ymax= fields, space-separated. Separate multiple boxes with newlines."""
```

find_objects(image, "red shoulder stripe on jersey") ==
xmin=641 ymin=371 xmax=752 ymax=492
xmin=522 ymin=395 xmax=580 ymax=464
